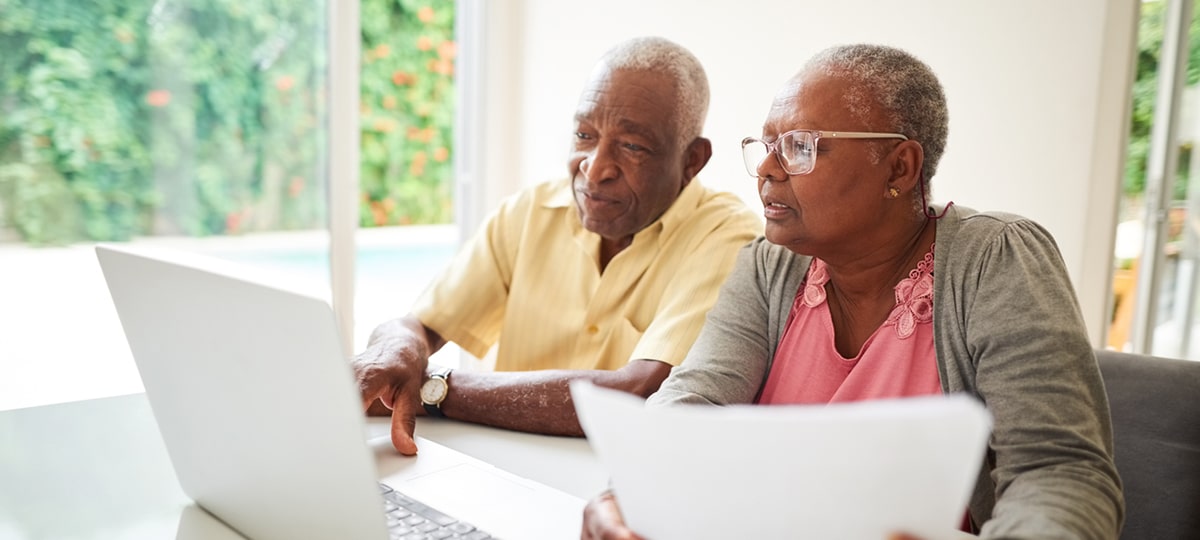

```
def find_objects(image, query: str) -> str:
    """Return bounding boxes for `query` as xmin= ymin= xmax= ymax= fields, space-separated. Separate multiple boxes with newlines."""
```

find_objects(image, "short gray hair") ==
xmin=804 ymin=44 xmax=949 ymax=206
xmin=594 ymin=36 xmax=709 ymax=149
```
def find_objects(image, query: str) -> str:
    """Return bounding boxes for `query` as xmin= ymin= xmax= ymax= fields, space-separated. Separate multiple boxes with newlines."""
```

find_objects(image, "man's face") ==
xmin=568 ymin=68 xmax=691 ymax=245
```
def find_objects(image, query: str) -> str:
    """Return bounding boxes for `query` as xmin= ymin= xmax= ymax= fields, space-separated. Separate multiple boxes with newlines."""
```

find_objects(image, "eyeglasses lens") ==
xmin=742 ymin=131 xmax=817 ymax=177
xmin=780 ymin=131 xmax=815 ymax=175
xmin=741 ymin=139 xmax=768 ymax=177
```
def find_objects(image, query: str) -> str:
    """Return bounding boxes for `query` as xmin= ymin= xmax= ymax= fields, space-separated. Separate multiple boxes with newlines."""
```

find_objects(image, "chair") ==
xmin=1094 ymin=349 xmax=1200 ymax=540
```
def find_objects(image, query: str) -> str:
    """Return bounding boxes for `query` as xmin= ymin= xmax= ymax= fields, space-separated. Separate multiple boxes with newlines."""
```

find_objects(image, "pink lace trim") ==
xmin=802 ymin=244 xmax=935 ymax=339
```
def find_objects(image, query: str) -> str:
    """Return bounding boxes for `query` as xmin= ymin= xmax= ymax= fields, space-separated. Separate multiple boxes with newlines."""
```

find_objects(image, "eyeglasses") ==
xmin=741 ymin=129 xmax=908 ymax=177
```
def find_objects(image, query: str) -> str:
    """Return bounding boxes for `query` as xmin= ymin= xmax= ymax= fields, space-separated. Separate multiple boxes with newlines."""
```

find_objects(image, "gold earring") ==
xmin=888 ymin=187 xmax=900 ymax=199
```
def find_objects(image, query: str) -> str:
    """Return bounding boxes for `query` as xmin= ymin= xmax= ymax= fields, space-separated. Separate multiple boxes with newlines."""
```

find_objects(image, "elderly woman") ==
xmin=582 ymin=44 xmax=1123 ymax=539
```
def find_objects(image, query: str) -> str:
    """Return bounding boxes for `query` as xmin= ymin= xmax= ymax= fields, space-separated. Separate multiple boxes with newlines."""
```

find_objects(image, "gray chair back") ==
xmin=1094 ymin=349 xmax=1200 ymax=540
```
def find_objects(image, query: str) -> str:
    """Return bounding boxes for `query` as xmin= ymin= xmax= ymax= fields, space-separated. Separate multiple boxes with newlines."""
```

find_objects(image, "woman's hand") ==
xmin=580 ymin=491 xmax=930 ymax=540
xmin=581 ymin=490 xmax=644 ymax=540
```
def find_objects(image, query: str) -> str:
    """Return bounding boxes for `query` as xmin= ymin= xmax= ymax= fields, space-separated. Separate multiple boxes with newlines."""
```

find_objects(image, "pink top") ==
xmin=756 ymin=245 xmax=941 ymax=405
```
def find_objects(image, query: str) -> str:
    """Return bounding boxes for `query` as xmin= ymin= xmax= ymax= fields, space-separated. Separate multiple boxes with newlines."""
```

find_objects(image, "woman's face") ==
xmin=756 ymin=72 xmax=901 ymax=259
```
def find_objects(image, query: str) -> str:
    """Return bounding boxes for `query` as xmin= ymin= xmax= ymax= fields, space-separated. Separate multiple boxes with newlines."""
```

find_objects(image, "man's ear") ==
xmin=888 ymin=139 xmax=924 ymax=192
xmin=682 ymin=137 xmax=713 ymax=186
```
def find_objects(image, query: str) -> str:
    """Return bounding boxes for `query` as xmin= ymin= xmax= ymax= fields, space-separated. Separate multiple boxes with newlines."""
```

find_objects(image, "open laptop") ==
xmin=96 ymin=243 xmax=584 ymax=540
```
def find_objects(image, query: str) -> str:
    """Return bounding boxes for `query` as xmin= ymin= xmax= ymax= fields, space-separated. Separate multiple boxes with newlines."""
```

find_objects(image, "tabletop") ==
xmin=0 ymin=393 xmax=606 ymax=540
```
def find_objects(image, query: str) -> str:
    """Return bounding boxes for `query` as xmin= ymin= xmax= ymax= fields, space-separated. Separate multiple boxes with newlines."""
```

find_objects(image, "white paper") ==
xmin=571 ymin=382 xmax=992 ymax=540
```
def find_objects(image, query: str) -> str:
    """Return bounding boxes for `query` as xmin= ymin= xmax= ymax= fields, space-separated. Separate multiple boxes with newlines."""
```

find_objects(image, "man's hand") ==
xmin=351 ymin=318 xmax=434 ymax=456
xmin=581 ymin=490 xmax=643 ymax=540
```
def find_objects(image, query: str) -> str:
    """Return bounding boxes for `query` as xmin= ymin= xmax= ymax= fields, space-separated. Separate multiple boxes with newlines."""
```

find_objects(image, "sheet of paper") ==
xmin=571 ymin=382 xmax=992 ymax=540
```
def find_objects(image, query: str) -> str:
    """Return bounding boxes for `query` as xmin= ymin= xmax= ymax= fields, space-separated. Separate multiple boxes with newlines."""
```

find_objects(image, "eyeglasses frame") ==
xmin=741 ymin=129 xmax=909 ymax=177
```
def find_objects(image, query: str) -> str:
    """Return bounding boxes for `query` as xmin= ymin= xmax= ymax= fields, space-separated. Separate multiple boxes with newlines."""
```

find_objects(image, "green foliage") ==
xmin=360 ymin=0 xmax=455 ymax=227
xmin=1126 ymin=0 xmax=1200 ymax=199
xmin=0 ymin=0 xmax=454 ymax=245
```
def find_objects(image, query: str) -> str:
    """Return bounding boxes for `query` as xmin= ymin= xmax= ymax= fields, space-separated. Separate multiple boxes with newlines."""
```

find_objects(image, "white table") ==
xmin=0 ymin=393 xmax=607 ymax=540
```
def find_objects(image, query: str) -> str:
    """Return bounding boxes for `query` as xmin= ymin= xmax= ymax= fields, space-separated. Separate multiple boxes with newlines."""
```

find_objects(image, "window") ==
xmin=1111 ymin=0 xmax=1200 ymax=360
xmin=0 ymin=0 xmax=459 ymax=410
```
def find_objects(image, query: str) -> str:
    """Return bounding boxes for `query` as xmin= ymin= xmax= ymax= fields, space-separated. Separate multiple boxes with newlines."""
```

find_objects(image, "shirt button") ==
xmin=586 ymin=324 xmax=599 ymax=335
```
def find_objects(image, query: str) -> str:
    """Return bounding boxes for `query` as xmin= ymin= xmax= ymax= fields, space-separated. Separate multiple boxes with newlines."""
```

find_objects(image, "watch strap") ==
xmin=422 ymin=402 xmax=445 ymax=417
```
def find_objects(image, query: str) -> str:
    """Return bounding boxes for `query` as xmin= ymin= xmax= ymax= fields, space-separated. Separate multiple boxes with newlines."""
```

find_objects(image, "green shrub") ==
xmin=0 ymin=0 xmax=454 ymax=245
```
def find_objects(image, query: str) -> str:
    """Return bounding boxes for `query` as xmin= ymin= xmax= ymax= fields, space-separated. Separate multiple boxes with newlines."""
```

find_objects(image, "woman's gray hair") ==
xmin=595 ymin=36 xmax=710 ymax=149
xmin=804 ymin=44 xmax=949 ymax=209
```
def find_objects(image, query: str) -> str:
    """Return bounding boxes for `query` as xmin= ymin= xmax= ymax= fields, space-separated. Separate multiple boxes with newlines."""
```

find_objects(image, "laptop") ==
xmin=95 ymin=243 xmax=584 ymax=540
xmin=571 ymin=381 xmax=991 ymax=540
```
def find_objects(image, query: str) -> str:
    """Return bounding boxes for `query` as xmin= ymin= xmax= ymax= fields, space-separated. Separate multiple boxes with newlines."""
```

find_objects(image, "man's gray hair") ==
xmin=595 ymin=36 xmax=709 ymax=149
xmin=804 ymin=44 xmax=949 ymax=206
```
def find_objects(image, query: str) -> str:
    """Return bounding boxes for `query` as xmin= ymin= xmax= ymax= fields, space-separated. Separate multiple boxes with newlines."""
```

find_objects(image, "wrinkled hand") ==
xmin=581 ymin=490 xmax=643 ymax=540
xmin=581 ymin=490 xmax=931 ymax=540
xmin=351 ymin=337 xmax=428 ymax=456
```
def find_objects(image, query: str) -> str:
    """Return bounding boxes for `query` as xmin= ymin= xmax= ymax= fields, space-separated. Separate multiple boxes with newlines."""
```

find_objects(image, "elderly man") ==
xmin=354 ymin=36 xmax=762 ymax=455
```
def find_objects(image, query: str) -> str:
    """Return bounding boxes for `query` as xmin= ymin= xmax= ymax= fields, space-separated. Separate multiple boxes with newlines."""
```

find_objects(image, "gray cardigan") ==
xmin=650 ymin=204 xmax=1124 ymax=539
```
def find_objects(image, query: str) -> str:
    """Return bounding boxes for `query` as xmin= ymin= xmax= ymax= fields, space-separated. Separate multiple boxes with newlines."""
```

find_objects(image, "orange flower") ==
xmin=437 ymin=40 xmax=457 ymax=60
xmin=434 ymin=59 xmax=454 ymax=76
xmin=391 ymin=70 xmax=413 ymax=86
xmin=288 ymin=177 xmax=305 ymax=198
xmin=417 ymin=6 xmax=435 ymax=23
xmin=373 ymin=119 xmax=396 ymax=133
xmin=145 ymin=89 xmax=171 ymax=107
xmin=416 ymin=36 xmax=433 ymax=51
xmin=432 ymin=147 xmax=449 ymax=162
xmin=381 ymin=95 xmax=397 ymax=110
xmin=275 ymin=75 xmax=295 ymax=92
xmin=412 ymin=150 xmax=428 ymax=166
xmin=375 ymin=43 xmax=391 ymax=58
xmin=370 ymin=201 xmax=388 ymax=226
xmin=226 ymin=212 xmax=242 ymax=233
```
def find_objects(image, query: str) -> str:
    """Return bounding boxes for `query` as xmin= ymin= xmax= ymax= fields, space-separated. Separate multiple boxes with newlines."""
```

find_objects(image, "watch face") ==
xmin=420 ymin=378 xmax=448 ymax=404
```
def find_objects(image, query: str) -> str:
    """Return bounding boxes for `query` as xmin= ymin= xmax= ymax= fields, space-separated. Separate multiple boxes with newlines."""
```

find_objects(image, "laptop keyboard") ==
xmin=378 ymin=483 xmax=496 ymax=540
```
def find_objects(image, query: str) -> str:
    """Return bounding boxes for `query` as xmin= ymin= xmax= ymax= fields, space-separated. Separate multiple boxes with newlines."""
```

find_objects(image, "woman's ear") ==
xmin=889 ymin=139 xmax=924 ymax=192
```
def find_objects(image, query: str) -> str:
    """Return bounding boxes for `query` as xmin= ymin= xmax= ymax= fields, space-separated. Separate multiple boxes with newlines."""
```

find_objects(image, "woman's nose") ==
xmin=757 ymin=152 xmax=788 ymax=182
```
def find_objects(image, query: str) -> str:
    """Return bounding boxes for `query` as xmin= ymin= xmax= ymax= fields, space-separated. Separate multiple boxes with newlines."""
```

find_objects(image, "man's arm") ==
xmin=437 ymin=359 xmax=671 ymax=436
xmin=355 ymin=314 xmax=672 ymax=449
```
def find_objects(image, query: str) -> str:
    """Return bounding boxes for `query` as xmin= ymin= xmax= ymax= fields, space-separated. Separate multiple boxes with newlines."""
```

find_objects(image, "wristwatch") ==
xmin=419 ymin=366 xmax=453 ymax=417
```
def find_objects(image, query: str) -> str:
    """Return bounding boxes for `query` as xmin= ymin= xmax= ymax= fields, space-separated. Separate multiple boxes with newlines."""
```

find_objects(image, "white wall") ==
xmin=477 ymin=0 xmax=1139 ymax=345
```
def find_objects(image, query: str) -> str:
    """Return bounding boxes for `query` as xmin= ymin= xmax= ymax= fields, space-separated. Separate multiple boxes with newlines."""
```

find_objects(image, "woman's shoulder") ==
xmin=935 ymin=204 xmax=1068 ymax=284
xmin=938 ymin=204 xmax=1058 ymax=250
xmin=734 ymin=237 xmax=812 ymax=297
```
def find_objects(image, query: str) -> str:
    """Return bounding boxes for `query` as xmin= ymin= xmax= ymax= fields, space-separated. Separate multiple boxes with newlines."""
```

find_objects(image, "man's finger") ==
xmin=390 ymin=388 xmax=420 ymax=456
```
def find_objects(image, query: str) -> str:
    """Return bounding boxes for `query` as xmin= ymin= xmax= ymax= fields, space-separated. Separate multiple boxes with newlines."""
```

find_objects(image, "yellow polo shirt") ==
xmin=412 ymin=178 xmax=762 ymax=371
